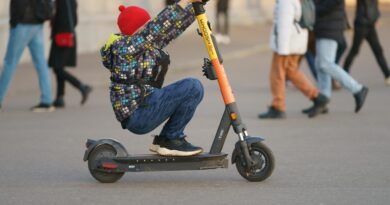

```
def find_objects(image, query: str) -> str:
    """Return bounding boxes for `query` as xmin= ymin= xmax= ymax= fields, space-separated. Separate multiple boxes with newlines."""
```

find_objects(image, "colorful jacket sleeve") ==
xmin=101 ymin=4 xmax=195 ymax=68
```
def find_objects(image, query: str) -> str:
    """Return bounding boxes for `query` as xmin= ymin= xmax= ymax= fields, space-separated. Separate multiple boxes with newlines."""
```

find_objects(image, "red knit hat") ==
xmin=117 ymin=5 xmax=151 ymax=35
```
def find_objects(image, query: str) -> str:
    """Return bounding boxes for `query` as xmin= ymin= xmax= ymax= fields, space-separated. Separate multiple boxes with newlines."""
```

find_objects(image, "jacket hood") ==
xmin=101 ymin=34 xmax=121 ymax=70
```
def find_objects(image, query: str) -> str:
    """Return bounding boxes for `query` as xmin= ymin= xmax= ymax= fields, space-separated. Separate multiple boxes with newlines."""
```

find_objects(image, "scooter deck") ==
xmin=98 ymin=152 xmax=229 ymax=172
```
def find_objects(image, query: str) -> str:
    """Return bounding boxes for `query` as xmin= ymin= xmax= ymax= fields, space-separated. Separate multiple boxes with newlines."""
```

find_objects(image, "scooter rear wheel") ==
xmin=88 ymin=144 xmax=124 ymax=183
xmin=235 ymin=142 xmax=274 ymax=182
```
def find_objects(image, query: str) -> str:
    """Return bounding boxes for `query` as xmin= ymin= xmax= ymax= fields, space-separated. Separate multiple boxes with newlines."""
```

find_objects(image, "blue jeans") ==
xmin=0 ymin=24 xmax=52 ymax=105
xmin=315 ymin=38 xmax=363 ymax=98
xmin=126 ymin=78 xmax=204 ymax=140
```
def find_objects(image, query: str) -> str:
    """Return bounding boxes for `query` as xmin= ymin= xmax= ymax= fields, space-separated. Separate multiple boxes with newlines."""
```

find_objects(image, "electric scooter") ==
xmin=84 ymin=0 xmax=274 ymax=183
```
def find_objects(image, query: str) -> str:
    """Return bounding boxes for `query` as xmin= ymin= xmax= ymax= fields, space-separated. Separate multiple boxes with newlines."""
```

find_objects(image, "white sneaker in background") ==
xmin=214 ymin=33 xmax=223 ymax=44
xmin=221 ymin=35 xmax=231 ymax=45
xmin=31 ymin=103 xmax=55 ymax=113
xmin=386 ymin=77 xmax=390 ymax=86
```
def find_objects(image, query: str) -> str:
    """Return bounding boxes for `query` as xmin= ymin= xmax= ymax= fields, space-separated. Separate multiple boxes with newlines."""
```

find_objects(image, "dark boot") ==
xmin=302 ymin=106 xmax=328 ymax=114
xmin=307 ymin=94 xmax=329 ymax=118
xmin=53 ymin=97 xmax=65 ymax=108
xmin=354 ymin=86 xmax=369 ymax=113
xmin=258 ymin=106 xmax=286 ymax=119
xmin=80 ymin=85 xmax=92 ymax=105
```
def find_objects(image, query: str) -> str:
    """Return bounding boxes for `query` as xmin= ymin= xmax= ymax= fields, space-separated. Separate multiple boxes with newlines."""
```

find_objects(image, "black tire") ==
xmin=234 ymin=142 xmax=274 ymax=182
xmin=88 ymin=144 xmax=124 ymax=183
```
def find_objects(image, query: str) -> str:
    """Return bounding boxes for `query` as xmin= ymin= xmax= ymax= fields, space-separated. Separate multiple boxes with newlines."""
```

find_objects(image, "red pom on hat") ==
xmin=117 ymin=5 xmax=151 ymax=35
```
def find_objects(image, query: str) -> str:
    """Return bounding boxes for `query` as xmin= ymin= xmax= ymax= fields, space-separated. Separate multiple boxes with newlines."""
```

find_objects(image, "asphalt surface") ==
xmin=1 ymin=5 xmax=390 ymax=205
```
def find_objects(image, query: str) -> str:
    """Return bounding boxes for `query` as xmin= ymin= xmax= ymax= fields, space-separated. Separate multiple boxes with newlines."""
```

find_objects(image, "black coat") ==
xmin=48 ymin=0 xmax=78 ymax=68
xmin=314 ymin=0 xmax=347 ymax=42
xmin=355 ymin=0 xmax=380 ymax=26
xmin=10 ymin=0 xmax=42 ymax=27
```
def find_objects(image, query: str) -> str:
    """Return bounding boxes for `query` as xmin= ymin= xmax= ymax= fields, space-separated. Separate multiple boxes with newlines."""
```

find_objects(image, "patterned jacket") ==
xmin=101 ymin=4 xmax=195 ymax=123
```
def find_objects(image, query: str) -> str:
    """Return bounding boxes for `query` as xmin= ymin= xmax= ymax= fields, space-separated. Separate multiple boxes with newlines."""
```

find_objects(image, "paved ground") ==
xmin=1 ymin=5 xmax=390 ymax=205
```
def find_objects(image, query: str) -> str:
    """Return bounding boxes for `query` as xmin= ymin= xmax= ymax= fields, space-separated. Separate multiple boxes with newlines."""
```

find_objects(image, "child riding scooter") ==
xmin=87 ymin=0 xmax=274 ymax=183
xmin=101 ymin=0 xmax=205 ymax=156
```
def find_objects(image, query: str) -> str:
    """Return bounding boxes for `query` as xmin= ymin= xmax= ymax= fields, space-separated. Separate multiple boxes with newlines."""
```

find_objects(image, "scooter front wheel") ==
xmin=234 ymin=142 xmax=274 ymax=182
xmin=88 ymin=144 xmax=124 ymax=183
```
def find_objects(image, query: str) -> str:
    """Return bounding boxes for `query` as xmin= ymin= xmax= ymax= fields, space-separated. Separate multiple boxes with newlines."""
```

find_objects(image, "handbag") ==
xmin=55 ymin=32 xmax=74 ymax=47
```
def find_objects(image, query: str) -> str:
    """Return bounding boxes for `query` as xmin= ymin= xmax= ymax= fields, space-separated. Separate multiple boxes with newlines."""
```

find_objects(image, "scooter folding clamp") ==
xmin=202 ymin=58 xmax=217 ymax=80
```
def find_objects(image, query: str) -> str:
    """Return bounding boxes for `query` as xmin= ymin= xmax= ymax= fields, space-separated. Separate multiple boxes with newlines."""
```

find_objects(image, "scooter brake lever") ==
xmin=201 ymin=0 xmax=210 ymax=4
xmin=196 ymin=29 xmax=203 ymax=37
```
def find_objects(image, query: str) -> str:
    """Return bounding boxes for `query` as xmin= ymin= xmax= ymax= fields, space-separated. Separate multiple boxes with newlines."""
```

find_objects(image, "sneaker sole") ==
xmin=32 ymin=107 xmax=55 ymax=113
xmin=149 ymin=144 xmax=160 ymax=153
xmin=157 ymin=147 xmax=203 ymax=157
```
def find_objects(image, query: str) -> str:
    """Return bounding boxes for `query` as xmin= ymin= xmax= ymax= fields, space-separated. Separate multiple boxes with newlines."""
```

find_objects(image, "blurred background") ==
xmin=2 ymin=0 xmax=389 ymax=66
xmin=0 ymin=0 xmax=269 ymax=65
xmin=1 ymin=1 xmax=390 ymax=204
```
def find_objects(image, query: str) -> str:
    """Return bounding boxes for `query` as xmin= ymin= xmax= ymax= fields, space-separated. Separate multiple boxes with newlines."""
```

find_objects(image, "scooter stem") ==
xmin=193 ymin=2 xmax=235 ymax=105
xmin=193 ymin=3 xmax=255 ymax=168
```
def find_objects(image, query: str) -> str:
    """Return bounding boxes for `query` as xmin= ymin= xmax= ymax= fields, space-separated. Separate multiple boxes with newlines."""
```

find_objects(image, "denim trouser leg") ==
xmin=0 ymin=25 xmax=32 ymax=104
xmin=0 ymin=24 xmax=52 ymax=104
xmin=126 ymin=78 xmax=204 ymax=140
xmin=315 ymin=38 xmax=363 ymax=98
xmin=28 ymin=25 xmax=52 ymax=104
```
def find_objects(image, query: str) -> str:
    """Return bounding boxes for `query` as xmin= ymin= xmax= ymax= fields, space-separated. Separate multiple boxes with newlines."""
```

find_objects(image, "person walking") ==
xmin=343 ymin=0 xmax=390 ymax=85
xmin=49 ymin=0 xmax=91 ymax=108
xmin=311 ymin=0 xmax=369 ymax=114
xmin=259 ymin=0 xmax=328 ymax=119
xmin=215 ymin=0 xmax=231 ymax=45
xmin=0 ymin=0 xmax=54 ymax=112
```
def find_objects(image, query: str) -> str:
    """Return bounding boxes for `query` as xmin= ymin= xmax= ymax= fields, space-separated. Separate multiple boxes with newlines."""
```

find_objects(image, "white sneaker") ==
xmin=386 ymin=77 xmax=390 ymax=86
xmin=31 ymin=103 xmax=55 ymax=113
xmin=149 ymin=135 xmax=166 ymax=153
xmin=214 ymin=33 xmax=223 ymax=44
xmin=221 ymin=35 xmax=231 ymax=45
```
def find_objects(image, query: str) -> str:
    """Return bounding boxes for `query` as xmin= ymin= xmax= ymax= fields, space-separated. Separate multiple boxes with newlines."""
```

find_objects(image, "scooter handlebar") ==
xmin=192 ymin=1 xmax=208 ymax=15
xmin=194 ymin=0 xmax=210 ymax=5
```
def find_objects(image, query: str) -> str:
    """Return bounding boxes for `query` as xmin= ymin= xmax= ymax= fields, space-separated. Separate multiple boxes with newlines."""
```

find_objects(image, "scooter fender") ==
xmin=83 ymin=139 xmax=128 ymax=161
xmin=231 ymin=136 xmax=264 ymax=164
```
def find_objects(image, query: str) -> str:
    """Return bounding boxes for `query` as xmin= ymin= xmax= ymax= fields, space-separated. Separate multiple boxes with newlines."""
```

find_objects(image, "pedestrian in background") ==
xmin=343 ymin=0 xmax=390 ymax=86
xmin=304 ymin=31 xmax=348 ymax=91
xmin=312 ymin=0 xmax=368 ymax=114
xmin=0 ymin=0 xmax=54 ymax=112
xmin=215 ymin=0 xmax=231 ymax=45
xmin=259 ymin=0 xmax=328 ymax=119
xmin=49 ymin=0 xmax=92 ymax=108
